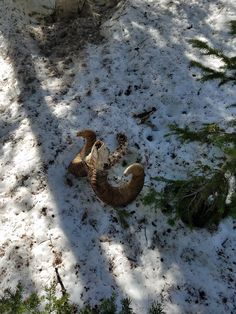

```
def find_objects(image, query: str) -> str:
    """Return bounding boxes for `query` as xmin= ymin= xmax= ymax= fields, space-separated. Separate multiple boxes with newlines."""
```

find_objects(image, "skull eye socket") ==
xmin=95 ymin=141 xmax=102 ymax=149
xmin=117 ymin=134 xmax=126 ymax=141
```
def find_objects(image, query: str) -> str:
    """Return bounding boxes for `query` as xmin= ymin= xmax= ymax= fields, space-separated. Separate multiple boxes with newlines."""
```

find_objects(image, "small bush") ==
xmin=115 ymin=209 xmax=131 ymax=229
xmin=0 ymin=283 xmax=76 ymax=314
xmin=120 ymin=298 xmax=134 ymax=314
xmin=0 ymin=284 xmax=165 ymax=314
xmin=143 ymin=122 xmax=236 ymax=228
xmin=42 ymin=284 xmax=75 ymax=314
xmin=99 ymin=293 xmax=117 ymax=314
xmin=148 ymin=301 xmax=165 ymax=314
xmin=0 ymin=283 xmax=40 ymax=314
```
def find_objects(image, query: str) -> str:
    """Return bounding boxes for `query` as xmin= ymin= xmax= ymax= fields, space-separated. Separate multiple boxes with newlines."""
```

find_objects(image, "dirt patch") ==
xmin=29 ymin=1 xmax=123 ymax=60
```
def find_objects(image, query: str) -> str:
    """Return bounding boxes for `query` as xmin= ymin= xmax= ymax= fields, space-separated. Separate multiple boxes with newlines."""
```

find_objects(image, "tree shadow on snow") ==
xmin=0 ymin=1 xmax=123 ymax=306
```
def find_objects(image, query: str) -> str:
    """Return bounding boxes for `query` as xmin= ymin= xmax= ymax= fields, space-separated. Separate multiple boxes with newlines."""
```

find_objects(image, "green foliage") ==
xmin=167 ymin=123 xmax=222 ymax=144
xmin=142 ymin=185 xmax=175 ymax=215
xmin=162 ymin=173 xmax=230 ymax=227
xmin=99 ymin=293 xmax=117 ymax=314
xmin=226 ymin=103 xmax=236 ymax=109
xmin=0 ymin=283 xmax=75 ymax=314
xmin=167 ymin=22 xmax=236 ymax=226
xmin=229 ymin=20 xmax=236 ymax=35
xmin=0 ymin=284 xmax=166 ymax=314
xmin=228 ymin=193 xmax=236 ymax=219
xmin=78 ymin=294 xmax=136 ymax=314
xmin=42 ymin=284 xmax=75 ymax=314
xmin=115 ymin=209 xmax=131 ymax=229
xmin=143 ymin=121 xmax=236 ymax=228
xmin=189 ymin=21 xmax=236 ymax=85
xmin=169 ymin=123 xmax=236 ymax=172
xmin=120 ymin=298 xmax=134 ymax=314
xmin=79 ymin=305 xmax=96 ymax=314
xmin=148 ymin=301 xmax=165 ymax=314
xmin=142 ymin=188 xmax=164 ymax=208
xmin=0 ymin=283 xmax=40 ymax=314
xmin=168 ymin=123 xmax=236 ymax=161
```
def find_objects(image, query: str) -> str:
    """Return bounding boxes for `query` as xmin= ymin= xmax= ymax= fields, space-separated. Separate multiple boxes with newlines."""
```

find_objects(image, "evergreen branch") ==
xmin=120 ymin=298 xmax=135 ymax=314
xmin=148 ymin=301 xmax=165 ymax=314
xmin=218 ymin=76 xmax=236 ymax=86
xmin=223 ymin=56 xmax=236 ymax=69
xmin=145 ymin=21 xmax=236 ymax=228
xmin=115 ymin=209 xmax=131 ymax=229
xmin=226 ymin=103 xmax=236 ymax=108
xmin=229 ymin=20 xmax=236 ymax=36
xmin=189 ymin=39 xmax=216 ymax=54
xmin=228 ymin=194 xmax=236 ymax=218
xmin=190 ymin=60 xmax=216 ymax=73
xmin=200 ymin=72 xmax=226 ymax=83
xmin=167 ymin=123 xmax=221 ymax=144
xmin=190 ymin=60 xmax=235 ymax=85
xmin=167 ymin=123 xmax=236 ymax=157
xmin=189 ymin=27 xmax=236 ymax=85
xmin=228 ymin=119 xmax=236 ymax=126
xmin=99 ymin=293 xmax=117 ymax=314
xmin=145 ymin=170 xmax=233 ymax=228
xmin=189 ymin=39 xmax=229 ymax=62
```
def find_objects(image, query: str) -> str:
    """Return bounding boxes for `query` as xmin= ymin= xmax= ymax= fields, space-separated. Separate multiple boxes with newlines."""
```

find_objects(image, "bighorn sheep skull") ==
xmin=68 ymin=130 xmax=145 ymax=207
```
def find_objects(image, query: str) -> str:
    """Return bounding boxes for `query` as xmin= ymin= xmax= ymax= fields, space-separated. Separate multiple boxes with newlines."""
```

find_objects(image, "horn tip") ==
xmin=124 ymin=163 xmax=144 ymax=176
xmin=77 ymin=129 xmax=96 ymax=137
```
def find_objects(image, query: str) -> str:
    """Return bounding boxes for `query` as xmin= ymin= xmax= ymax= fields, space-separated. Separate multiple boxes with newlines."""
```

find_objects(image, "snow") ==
xmin=0 ymin=0 xmax=236 ymax=313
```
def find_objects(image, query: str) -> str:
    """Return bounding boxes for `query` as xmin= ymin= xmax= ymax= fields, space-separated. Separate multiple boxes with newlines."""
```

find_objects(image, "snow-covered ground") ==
xmin=0 ymin=0 xmax=236 ymax=313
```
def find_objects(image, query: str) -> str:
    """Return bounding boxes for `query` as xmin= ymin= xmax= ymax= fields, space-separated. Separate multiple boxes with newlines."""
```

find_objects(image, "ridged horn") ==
xmin=86 ymin=141 xmax=145 ymax=207
xmin=68 ymin=129 xmax=96 ymax=177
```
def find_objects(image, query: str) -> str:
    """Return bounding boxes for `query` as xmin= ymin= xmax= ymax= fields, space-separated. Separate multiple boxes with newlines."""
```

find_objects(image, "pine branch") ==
xmin=167 ymin=123 xmax=223 ymax=144
xmin=200 ymin=72 xmax=227 ymax=83
xmin=189 ymin=28 xmax=236 ymax=85
xmin=168 ymin=123 xmax=236 ymax=156
xmin=189 ymin=39 xmax=229 ymax=62
xmin=222 ymin=56 xmax=236 ymax=70
xmin=189 ymin=60 xmax=234 ymax=85
xmin=190 ymin=60 xmax=217 ymax=73
xmin=120 ymin=298 xmax=135 ymax=314
xmin=229 ymin=20 xmax=236 ymax=36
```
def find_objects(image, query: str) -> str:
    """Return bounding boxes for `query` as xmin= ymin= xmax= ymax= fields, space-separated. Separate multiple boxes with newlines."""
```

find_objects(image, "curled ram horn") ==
xmin=68 ymin=129 xmax=96 ymax=177
xmin=86 ymin=140 xmax=145 ymax=207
